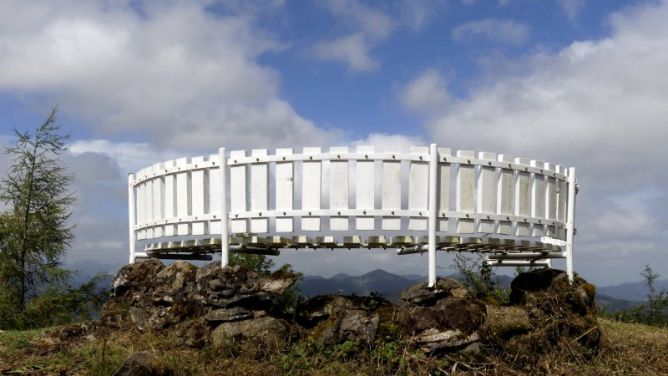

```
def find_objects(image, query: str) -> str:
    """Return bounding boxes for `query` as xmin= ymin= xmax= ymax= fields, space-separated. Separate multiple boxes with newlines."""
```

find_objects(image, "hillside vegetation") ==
xmin=0 ymin=318 xmax=666 ymax=375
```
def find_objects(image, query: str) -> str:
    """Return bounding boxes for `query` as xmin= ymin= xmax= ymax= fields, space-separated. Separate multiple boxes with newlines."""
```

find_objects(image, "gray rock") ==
xmin=156 ymin=261 xmax=197 ymax=293
xmin=259 ymin=273 xmax=296 ymax=294
xmin=211 ymin=316 xmax=288 ymax=345
xmin=338 ymin=310 xmax=380 ymax=343
xmin=412 ymin=328 xmax=480 ymax=353
xmin=401 ymin=278 xmax=463 ymax=305
xmin=129 ymin=307 xmax=147 ymax=332
xmin=205 ymin=307 xmax=253 ymax=322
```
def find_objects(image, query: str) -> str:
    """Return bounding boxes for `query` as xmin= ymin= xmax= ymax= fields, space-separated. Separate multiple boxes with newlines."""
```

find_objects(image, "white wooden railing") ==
xmin=128 ymin=144 xmax=577 ymax=286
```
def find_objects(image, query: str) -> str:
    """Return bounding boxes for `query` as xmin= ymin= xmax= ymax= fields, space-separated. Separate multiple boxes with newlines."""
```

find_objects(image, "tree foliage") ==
xmin=0 ymin=108 xmax=77 ymax=326
xmin=606 ymin=265 xmax=668 ymax=327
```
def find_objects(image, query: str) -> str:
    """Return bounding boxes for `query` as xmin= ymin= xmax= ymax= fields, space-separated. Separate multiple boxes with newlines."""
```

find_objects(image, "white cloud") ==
xmin=310 ymin=0 xmax=394 ymax=71
xmin=402 ymin=1 xmax=668 ymax=284
xmin=312 ymin=33 xmax=378 ymax=71
xmin=0 ymin=1 xmax=336 ymax=150
xmin=452 ymin=18 xmax=530 ymax=45
xmin=323 ymin=0 xmax=393 ymax=39
xmin=69 ymin=139 xmax=180 ymax=174
xmin=310 ymin=0 xmax=447 ymax=71
xmin=558 ymin=0 xmax=586 ymax=20
xmin=400 ymin=69 xmax=449 ymax=115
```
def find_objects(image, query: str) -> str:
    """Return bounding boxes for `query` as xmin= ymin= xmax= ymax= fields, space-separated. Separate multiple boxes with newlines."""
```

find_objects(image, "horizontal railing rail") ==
xmin=128 ymin=144 xmax=577 ymax=286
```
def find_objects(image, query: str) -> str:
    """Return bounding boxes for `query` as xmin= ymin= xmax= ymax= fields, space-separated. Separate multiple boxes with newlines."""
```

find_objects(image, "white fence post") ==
xmin=128 ymin=173 xmax=136 ymax=264
xmin=428 ymin=143 xmax=438 ymax=287
xmin=220 ymin=147 xmax=230 ymax=268
xmin=566 ymin=167 xmax=577 ymax=281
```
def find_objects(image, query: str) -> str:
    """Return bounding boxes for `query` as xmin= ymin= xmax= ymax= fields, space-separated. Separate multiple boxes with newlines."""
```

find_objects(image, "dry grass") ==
xmin=1 ymin=318 xmax=667 ymax=375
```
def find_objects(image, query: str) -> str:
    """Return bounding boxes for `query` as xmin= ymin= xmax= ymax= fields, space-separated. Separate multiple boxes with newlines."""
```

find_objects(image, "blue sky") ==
xmin=0 ymin=0 xmax=667 ymax=286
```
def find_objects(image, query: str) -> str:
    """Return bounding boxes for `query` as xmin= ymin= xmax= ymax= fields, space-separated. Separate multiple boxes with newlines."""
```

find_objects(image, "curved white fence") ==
xmin=128 ymin=144 xmax=577 ymax=286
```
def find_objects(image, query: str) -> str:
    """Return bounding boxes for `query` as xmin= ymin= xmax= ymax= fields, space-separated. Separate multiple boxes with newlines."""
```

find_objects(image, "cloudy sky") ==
xmin=0 ymin=0 xmax=666 ymax=286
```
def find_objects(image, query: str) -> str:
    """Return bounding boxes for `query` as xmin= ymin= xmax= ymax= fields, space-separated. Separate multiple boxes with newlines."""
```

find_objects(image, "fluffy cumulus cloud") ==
xmin=311 ymin=0 xmax=445 ymax=71
xmin=452 ymin=18 xmax=530 ymax=45
xmin=311 ymin=0 xmax=393 ymax=71
xmin=402 ymin=1 xmax=668 ymax=283
xmin=0 ymin=0 xmax=334 ymax=151
xmin=400 ymin=69 xmax=449 ymax=116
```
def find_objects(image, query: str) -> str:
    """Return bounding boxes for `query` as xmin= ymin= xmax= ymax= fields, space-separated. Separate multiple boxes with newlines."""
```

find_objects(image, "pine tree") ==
xmin=0 ymin=108 xmax=74 ymax=312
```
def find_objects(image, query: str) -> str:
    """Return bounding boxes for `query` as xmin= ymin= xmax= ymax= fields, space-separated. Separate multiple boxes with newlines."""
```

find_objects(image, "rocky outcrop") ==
xmin=100 ymin=260 xmax=600 ymax=362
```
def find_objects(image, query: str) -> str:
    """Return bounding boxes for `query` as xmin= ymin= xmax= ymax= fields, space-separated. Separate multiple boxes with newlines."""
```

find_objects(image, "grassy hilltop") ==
xmin=0 ymin=318 xmax=667 ymax=375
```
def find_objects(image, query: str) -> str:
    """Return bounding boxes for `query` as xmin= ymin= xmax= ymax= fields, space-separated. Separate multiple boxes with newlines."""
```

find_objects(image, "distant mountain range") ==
xmin=297 ymin=269 xmax=666 ymax=312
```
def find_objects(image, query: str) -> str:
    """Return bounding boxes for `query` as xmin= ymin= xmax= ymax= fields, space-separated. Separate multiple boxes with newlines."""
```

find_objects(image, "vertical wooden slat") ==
xmin=514 ymin=157 xmax=531 ymax=236
xmin=381 ymin=151 xmax=401 ymax=231
xmin=456 ymin=150 xmax=475 ymax=233
xmin=545 ymin=163 xmax=558 ymax=238
xmin=136 ymin=177 xmax=145 ymax=240
xmin=408 ymin=146 xmax=429 ymax=231
xmin=477 ymin=152 xmax=497 ymax=233
xmin=438 ymin=148 xmax=451 ymax=232
xmin=531 ymin=160 xmax=546 ymax=237
xmin=145 ymin=176 xmax=153 ymax=239
xmin=191 ymin=156 xmax=207 ymax=235
xmin=330 ymin=147 xmax=349 ymax=231
xmin=175 ymin=157 xmax=190 ymax=236
xmin=208 ymin=154 xmax=221 ymax=235
xmin=302 ymin=147 xmax=322 ymax=231
xmin=356 ymin=146 xmax=375 ymax=230
xmin=250 ymin=149 xmax=269 ymax=233
xmin=152 ymin=163 xmax=164 ymax=238
xmin=275 ymin=148 xmax=294 ymax=233
xmin=557 ymin=165 xmax=568 ymax=240
xmin=164 ymin=160 xmax=176 ymax=236
xmin=497 ymin=154 xmax=514 ymax=235
xmin=229 ymin=151 xmax=247 ymax=234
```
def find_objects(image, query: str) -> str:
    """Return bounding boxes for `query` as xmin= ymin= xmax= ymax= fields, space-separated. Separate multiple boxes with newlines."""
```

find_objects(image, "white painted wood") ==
xmin=250 ymin=149 xmax=269 ymax=233
xmin=302 ymin=147 xmax=322 ymax=231
xmin=566 ymin=167 xmax=577 ymax=281
xmin=142 ymin=179 xmax=151 ymax=239
xmin=176 ymin=157 xmax=190 ymax=236
xmin=381 ymin=153 xmax=401 ymax=231
xmin=128 ymin=174 xmax=136 ymax=263
xmin=409 ymin=146 xmax=429 ymax=231
xmin=276 ymin=148 xmax=294 ymax=233
xmin=230 ymin=150 xmax=247 ymax=233
xmin=208 ymin=154 xmax=221 ymax=234
xmin=164 ymin=160 xmax=176 ymax=236
xmin=545 ymin=163 xmax=558 ymax=237
xmin=219 ymin=147 xmax=229 ymax=267
xmin=556 ymin=165 xmax=568 ymax=240
xmin=191 ymin=156 xmax=207 ymax=235
xmin=456 ymin=150 xmax=476 ymax=233
xmin=152 ymin=163 xmax=164 ymax=238
xmin=531 ymin=160 xmax=546 ymax=237
xmin=477 ymin=152 xmax=497 ymax=233
xmin=330 ymin=147 xmax=349 ymax=231
xmin=515 ymin=157 xmax=531 ymax=236
xmin=438 ymin=148 xmax=451 ymax=232
xmin=356 ymin=146 xmax=375 ymax=230
xmin=497 ymin=154 xmax=514 ymax=235
xmin=428 ymin=144 xmax=438 ymax=287
xmin=136 ymin=181 xmax=145 ymax=240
